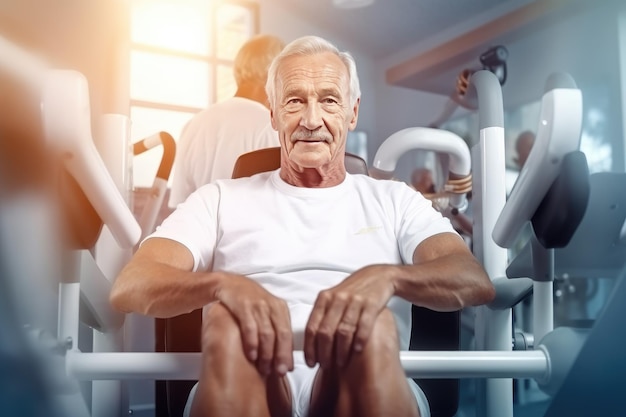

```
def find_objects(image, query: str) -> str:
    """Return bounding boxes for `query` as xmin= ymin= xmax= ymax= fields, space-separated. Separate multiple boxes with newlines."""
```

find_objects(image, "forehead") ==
xmin=276 ymin=52 xmax=349 ymax=95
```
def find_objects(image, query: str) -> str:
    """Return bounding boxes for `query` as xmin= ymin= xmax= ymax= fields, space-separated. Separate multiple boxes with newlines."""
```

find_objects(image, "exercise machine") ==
xmin=1 ymin=33 xmax=624 ymax=417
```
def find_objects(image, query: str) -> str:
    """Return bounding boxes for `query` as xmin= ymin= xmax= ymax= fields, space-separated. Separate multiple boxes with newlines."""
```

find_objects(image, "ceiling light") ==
xmin=332 ymin=0 xmax=375 ymax=9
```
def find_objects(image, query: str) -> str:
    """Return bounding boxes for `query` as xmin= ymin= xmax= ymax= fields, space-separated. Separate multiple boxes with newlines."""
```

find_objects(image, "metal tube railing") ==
xmin=66 ymin=350 xmax=549 ymax=381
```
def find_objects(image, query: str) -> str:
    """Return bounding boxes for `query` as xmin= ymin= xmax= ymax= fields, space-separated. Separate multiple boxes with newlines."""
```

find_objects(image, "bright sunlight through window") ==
xmin=130 ymin=0 xmax=258 ymax=188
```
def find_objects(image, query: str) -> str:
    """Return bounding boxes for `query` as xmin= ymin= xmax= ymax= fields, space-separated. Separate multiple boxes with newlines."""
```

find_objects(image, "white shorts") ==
xmin=183 ymin=352 xmax=430 ymax=417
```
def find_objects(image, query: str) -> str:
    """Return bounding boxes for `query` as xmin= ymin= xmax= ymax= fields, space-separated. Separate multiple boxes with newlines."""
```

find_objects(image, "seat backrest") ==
xmin=157 ymin=147 xmax=459 ymax=417
xmin=231 ymin=146 xmax=369 ymax=177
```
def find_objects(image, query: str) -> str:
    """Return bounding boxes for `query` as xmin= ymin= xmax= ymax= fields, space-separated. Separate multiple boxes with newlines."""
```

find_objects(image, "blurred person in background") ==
xmin=411 ymin=166 xmax=473 ymax=242
xmin=169 ymin=34 xmax=285 ymax=208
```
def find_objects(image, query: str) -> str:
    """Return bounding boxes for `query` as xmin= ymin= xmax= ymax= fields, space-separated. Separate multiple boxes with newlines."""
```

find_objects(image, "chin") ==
xmin=296 ymin=157 xmax=328 ymax=169
xmin=290 ymin=152 xmax=329 ymax=169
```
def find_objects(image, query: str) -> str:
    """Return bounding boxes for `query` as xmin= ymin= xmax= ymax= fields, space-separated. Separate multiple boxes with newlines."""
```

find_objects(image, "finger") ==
xmin=304 ymin=292 xmax=330 ymax=367
xmin=255 ymin=303 xmax=275 ymax=376
xmin=238 ymin=306 xmax=260 ymax=363
xmin=352 ymin=302 xmax=379 ymax=353
xmin=335 ymin=301 xmax=362 ymax=367
xmin=271 ymin=301 xmax=294 ymax=376
xmin=315 ymin=296 xmax=347 ymax=369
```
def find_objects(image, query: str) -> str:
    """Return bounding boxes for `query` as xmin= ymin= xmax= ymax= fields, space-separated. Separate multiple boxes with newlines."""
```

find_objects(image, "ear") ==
xmin=270 ymin=108 xmax=278 ymax=130
xmin=348 ymin=98 xmax=360 ymax=131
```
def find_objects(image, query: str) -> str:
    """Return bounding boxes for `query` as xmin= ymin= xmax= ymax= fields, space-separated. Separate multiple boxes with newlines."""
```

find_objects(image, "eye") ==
xmin=322 ymin=97 xmax=338 ymax=104
xmin=286 ymin=98 xmax=302 ymax=105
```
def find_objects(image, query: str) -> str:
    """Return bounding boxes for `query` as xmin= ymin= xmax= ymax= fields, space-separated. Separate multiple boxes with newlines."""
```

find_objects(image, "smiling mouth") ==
xmin=295 ymin=139 xmax=327 ymax=144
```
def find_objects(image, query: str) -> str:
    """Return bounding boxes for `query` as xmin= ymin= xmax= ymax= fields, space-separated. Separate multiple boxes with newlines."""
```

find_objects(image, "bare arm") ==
xmin=109 ymin=237 xmax=224 ymax=318
xmin=393 ymin=232 xmax=494 ymax=311
xmin=110 ymin=236 xmax=295 ymax=376
xmin=304 ymin=232 xmax=493 ymax=368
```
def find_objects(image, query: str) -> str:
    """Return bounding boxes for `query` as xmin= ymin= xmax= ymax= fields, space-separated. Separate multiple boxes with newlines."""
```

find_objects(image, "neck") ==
xmin=234 ymin=82 xmax=269 ymax=108
xmin=279 ymin=160 xmax=347 ymax=188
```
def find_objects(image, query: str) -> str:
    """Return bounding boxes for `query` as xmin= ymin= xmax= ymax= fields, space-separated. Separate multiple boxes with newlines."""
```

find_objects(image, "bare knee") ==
xmin=201 ymin=302 xmax=243 ymax=360
xmin=310 ymin=310 xmax=417 ymax=417
xmin=343 ymin=309 xmax=418 ymax=416
xmin=193 ymin=303 xmax=291 ymax=417
xmin=359 ymin=308 xmax=401 ymax=359
xmin=196 ymin=302 xmax=258 ymax=392
xmin=335 ymin=308 xmax=402 ymax=381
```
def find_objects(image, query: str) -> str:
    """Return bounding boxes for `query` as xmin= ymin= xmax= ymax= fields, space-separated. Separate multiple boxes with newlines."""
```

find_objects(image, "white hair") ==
xmin=265 ymin=35 xmax=361 ymax=109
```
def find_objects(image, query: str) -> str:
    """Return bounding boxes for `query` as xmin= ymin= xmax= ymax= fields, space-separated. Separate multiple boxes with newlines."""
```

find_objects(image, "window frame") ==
xmin=129 ymin=0 xmax=260 ymax=187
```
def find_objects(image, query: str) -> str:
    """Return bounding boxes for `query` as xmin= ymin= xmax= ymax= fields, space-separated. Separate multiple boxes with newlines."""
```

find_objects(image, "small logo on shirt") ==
xmin=355 ymin=226 xmax=382 ymax=235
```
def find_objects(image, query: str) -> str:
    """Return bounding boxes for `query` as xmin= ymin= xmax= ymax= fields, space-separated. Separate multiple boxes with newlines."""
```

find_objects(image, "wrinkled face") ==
xmin=270 ymin=52 xmax=359 ymax=170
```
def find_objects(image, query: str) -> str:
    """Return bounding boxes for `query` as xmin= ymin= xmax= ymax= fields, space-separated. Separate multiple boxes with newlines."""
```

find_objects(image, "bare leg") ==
xmin=308 ymin=308 xmax=420 ymax=417
xmin=190 ymin=302 xmax=292 ymax=417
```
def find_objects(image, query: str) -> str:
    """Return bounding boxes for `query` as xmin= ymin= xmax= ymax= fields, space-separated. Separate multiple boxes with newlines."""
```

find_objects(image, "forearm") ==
xmin=391 ymin=254 xmax=494 ymax=311
xmin=110 ymin=260 xmax=224 ymax=318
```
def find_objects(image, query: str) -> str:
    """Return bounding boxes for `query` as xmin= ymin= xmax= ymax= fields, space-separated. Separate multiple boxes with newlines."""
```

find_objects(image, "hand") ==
xmin=304 ymin=265 xmax=395 ymax=369
xmin=215 ymin=273 xmax=294 ymax=377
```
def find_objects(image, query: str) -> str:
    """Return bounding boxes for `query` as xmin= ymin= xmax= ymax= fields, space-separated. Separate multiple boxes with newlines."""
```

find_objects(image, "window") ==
xmin=129 ymin=0 xmax=259 ymax=187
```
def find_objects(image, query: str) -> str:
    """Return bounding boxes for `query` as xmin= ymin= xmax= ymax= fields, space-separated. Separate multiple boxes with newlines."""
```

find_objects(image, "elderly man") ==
xmin=110 ymin=35 xmax=494 ymax=417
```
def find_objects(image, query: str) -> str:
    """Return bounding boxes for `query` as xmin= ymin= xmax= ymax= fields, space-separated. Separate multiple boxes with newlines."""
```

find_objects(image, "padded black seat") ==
xmin=530 ymin=150 xmax=590 ymax=249
xmin=156 ymin=147 xmax=460 ymax=417
xmin=507 ymin=151 xmax=595 ymax=279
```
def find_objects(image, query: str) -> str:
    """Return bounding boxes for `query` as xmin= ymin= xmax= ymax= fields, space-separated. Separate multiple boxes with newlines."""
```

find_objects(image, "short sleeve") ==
xmin=148 ymin=183 xmax=219 ymax=272
xmin=396 ymin=187 xmax=458 ymax=264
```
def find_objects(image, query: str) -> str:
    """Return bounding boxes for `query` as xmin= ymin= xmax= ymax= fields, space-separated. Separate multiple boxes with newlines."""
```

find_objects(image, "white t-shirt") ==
xmin=152 ymin=170 xmax=457 ymax=350
xmin=168 ymin=97 xmax=280 ymax=208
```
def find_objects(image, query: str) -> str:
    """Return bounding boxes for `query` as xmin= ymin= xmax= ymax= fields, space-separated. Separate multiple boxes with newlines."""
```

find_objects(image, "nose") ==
xmin=299 ymin=102 xmax=323 ymax=130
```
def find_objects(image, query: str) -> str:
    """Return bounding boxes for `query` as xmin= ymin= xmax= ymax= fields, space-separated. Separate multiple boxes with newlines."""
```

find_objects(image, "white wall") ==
xmin=374 ymin=1 xmax=625 ymax=180
xmin=501 ymin=4 xmax=621 ymax=110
